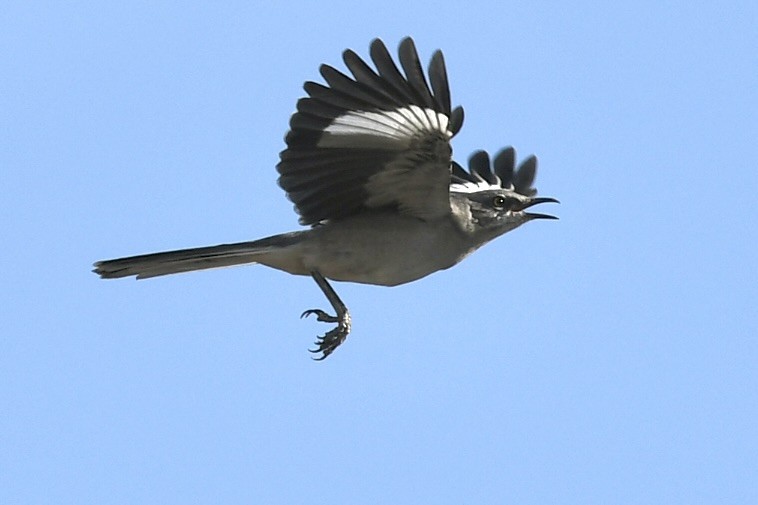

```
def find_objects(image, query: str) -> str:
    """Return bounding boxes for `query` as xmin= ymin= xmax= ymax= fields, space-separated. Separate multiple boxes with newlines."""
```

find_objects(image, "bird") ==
xmin=93 ymin=37 xmax=559 ymax=360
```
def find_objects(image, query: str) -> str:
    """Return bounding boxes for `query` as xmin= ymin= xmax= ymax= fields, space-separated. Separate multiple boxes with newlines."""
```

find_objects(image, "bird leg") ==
xmin=300 ymin=271 xmax=351 ymax=360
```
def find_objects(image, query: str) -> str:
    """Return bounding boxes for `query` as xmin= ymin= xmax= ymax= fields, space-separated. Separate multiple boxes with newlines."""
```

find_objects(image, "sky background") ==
xmin=2 ymin=1 xmax=757 ymax=503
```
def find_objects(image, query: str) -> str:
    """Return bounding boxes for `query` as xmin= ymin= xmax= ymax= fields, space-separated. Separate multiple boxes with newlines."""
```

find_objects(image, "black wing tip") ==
xmin=370 ymin=37 xmax=390 ymax=51
xmin=453 ymin=147 xmax=542 ymax=195
xmin=399 ymin=36 xmax=417 ymax=50
xmin=449 ymin=106 xmax=464 ymax=135
xmin=298 ymin=36 xmax=459 ymax=122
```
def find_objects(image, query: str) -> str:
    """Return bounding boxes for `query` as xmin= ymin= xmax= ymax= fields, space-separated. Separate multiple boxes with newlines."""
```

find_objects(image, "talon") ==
xmin=302 ymin=271 xmax=352 ymax=360
xmin=311 ymin=351 xmax=329 ymax=361
xmin=301 ymin=308 xmax=339 ymax=323
xmin=308 ymin=343 xmax=331 ymax=360
xmin=302 ymin=310 xmax=351 ymax=360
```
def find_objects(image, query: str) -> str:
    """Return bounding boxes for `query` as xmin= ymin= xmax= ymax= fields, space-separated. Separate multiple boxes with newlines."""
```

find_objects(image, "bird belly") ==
xmin=300 ymin=215 xmax=470 ymax=286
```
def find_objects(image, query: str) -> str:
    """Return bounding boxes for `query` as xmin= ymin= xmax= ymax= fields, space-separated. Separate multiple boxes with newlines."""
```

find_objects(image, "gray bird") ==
xmin=93 ymin=37 xmax=559 ymax=359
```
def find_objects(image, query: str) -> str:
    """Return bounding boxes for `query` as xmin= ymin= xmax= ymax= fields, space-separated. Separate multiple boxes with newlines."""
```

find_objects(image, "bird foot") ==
xmin=301 ymin=308 xmax=352 ymax=360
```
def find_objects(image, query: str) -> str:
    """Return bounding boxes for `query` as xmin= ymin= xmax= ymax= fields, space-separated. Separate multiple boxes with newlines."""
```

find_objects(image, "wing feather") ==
xmin=277 ymin=37 xmax=463 ymax=225
xmin=451 ymin=147 xmax=541 ymax=196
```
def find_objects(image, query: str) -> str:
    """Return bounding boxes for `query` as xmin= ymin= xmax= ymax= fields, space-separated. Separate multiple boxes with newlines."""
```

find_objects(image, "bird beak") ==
xmin=521 ymin=197 xmax=560 ymax=220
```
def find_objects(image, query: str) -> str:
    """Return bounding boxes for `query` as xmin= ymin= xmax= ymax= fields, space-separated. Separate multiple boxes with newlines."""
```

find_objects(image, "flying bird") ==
xmin=94 ymin=37 xmax=559 ymax=359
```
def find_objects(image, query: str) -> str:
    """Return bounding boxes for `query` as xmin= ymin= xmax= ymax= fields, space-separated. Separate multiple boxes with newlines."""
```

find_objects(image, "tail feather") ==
xmin=93 ymin=232 xmax=304 ymax=279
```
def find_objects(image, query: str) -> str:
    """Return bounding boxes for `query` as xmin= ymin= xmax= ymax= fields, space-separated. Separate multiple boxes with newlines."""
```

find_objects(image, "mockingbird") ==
xmin=94 ymin=37 xmax=558 ymax=360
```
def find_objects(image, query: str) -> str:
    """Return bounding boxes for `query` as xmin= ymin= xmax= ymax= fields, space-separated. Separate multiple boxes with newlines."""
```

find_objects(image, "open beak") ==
xmin=521 ymin=196 xmax=560 ymax=220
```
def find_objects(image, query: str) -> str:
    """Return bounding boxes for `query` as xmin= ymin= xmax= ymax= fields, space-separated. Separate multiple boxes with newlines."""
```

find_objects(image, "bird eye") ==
xmin=492 ymin=195 xmax=507 ymax=209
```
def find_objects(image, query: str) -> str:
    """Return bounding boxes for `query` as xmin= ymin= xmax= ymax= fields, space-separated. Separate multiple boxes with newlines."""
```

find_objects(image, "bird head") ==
xmin=450 ymin=147 xmax=558 ymax=242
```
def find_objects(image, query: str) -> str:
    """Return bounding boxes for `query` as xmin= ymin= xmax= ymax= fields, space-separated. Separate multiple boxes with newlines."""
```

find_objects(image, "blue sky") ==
xmin=2 ymin=1 xmax=756 ymax=503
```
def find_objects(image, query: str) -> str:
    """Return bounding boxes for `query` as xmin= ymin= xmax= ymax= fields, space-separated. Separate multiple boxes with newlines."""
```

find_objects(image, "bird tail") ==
xmin=93 ymin=232 xmax=304 ymax=280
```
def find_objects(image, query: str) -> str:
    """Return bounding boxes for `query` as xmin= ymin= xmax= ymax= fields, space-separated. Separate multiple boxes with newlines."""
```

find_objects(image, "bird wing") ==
xmin=277 ymin=37 xmax=464 ymax=225
xmin=451 ymin=147 xmax=540 ymax=196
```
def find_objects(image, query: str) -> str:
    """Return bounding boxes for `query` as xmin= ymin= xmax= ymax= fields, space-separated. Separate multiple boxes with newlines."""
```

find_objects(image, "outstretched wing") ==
xmin=277 ymin=37 xmax=464 ymax=225
xmin=451 ymin=147 xmax=540 ymax=196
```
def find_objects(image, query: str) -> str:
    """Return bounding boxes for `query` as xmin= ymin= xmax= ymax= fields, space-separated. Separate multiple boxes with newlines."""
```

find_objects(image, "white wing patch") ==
xmin=318 ymin=106 xmax=451 ymax=149
xmin=451 ymin=177 xmax=513 ymax=193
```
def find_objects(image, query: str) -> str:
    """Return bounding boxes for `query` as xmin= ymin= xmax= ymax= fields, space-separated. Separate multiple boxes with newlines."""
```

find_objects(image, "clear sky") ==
xmin=2 ymin=1 xmax=756 ymax=503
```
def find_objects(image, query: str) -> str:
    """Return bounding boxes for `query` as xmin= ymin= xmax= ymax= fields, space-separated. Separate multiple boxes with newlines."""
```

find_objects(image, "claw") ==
xmin=303 ymin=271 xmax=352 ymax=360
xmin=301 ymin=309 xmax=339 ymax=323
xmin=302 ymin=307 xmax=351 ymax=360
xmin=309 ymin=344 xmax=331 ymax=361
